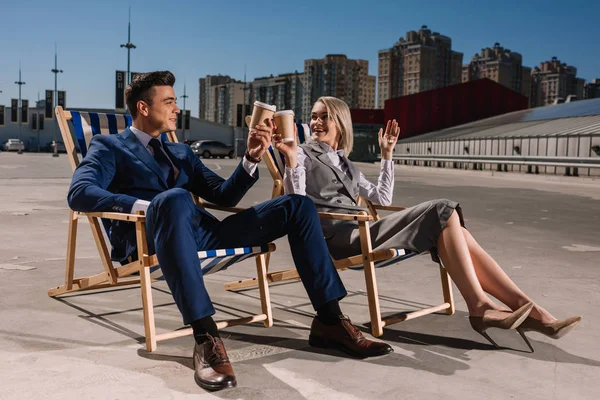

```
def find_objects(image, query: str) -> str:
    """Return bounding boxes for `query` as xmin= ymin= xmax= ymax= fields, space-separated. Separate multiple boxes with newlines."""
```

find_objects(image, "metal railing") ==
xmin=391 ymin=154 xmax=600 ymax=169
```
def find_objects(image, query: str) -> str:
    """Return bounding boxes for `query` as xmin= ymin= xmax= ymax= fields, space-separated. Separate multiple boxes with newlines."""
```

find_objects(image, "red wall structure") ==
xmin=349 ymin=109 xmax=385 ymax=126
xmin=351 ymin=78 xmax=529 ymax=140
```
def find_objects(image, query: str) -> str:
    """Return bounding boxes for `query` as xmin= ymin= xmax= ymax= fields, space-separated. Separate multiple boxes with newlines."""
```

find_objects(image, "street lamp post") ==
xmin=37 ymin=91 xmax=41 ymax=152
xmin=15 ymin=66 xmax=26 ymax=155
xmin=120 ymin=8 xmax=136 ymax=86
xmin=241 ymin=65 xmax=252 ymax=157
xmin=179 ymin=84 xmax=188 ymax=141
xmin=51 ymin=44 xmax=63 ymax=157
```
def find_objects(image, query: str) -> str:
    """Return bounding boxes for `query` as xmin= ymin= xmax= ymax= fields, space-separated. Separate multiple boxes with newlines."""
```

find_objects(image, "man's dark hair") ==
xmin=125 ymin=71 xmax=176 ymax=118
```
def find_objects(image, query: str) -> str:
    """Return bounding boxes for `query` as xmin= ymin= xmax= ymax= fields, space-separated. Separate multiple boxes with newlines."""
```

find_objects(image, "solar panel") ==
xmin=521 ymin=98 xmax=600 ymax=121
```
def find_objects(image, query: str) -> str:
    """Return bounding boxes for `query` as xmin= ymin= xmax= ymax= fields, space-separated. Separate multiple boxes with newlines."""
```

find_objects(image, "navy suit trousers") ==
xmin=145 ymin=189 xmax=347 ymax=325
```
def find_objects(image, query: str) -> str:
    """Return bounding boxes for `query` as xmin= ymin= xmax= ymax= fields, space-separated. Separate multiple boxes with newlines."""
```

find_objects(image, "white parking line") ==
xmin=264 ymin=364 xmax=364 ymax=400
xmin=562 ymin=244 xmax=600 ymax=252
xmin=0 ymin=264 xmax=36 ymax=271
xmin=203 ymin=162 xmax=221 ymax=171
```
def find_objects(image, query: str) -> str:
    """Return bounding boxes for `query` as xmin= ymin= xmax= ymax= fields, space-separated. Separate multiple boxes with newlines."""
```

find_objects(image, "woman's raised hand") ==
xmin=378 ymin=119 xmax=400 ymax=160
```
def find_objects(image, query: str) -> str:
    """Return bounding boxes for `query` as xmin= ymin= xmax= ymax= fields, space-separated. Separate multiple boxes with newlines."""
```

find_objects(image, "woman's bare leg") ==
xmin=462 ymin=228 xmax=556 ymax=323
xmin=436 ymin=211 xmax=503 ymax=316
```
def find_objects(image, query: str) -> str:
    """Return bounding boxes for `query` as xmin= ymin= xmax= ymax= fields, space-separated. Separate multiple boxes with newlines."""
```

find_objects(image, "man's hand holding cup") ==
xmin=246 ymin=101 xmax=276 ymax=163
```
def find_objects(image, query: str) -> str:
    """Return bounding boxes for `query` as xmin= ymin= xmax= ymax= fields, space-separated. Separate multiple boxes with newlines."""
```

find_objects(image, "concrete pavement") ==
xmin=0 ymin=152 xmax=598 ymax=399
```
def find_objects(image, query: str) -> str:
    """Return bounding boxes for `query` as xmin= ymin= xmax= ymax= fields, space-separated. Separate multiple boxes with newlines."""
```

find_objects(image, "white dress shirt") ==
xmin=283 ymin=142 xmax=394 ymax=206
xmin=129 ymin=127 xmax=257 ymax=214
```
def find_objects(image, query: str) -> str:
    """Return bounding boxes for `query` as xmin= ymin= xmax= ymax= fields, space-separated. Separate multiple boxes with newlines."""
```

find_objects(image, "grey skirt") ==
xmin=325 ymin=198 xmax=464 ymax=262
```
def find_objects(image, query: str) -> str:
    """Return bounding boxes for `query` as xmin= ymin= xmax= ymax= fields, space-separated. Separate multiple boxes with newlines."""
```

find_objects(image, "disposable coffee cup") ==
xmin=248 ymin=101 xmax=276 ymax=129
xmin=273 ymin=110 xmax=295 ymax=143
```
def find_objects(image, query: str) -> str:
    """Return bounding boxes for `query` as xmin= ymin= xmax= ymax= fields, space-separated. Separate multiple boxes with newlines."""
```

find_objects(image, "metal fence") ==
xmin=393 ymin=133 xmax=600 ymax=177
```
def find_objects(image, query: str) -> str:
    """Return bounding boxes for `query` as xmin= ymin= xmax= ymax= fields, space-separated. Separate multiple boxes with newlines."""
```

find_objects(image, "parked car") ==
xmin=190 ymin=140 xmax=235 ymax=159
xmin=44 ymin=140 xmax=67 ymax=153
xmin=3 ymin=139 xmax=26 ymax=152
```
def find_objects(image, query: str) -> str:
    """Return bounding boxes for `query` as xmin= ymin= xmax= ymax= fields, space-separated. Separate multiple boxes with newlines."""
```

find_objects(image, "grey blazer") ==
xmin=300 ymin=141 xmax=367 ymax=238
xmin=299 ymin=140 xmax=460 ymax=260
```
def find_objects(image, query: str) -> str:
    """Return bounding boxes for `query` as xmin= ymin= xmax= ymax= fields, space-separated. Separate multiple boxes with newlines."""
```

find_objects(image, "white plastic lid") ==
xmin=274 ymin=110 xmax=295 ymax=117
xmin=253 ymin=101 xmax=276 ymax=112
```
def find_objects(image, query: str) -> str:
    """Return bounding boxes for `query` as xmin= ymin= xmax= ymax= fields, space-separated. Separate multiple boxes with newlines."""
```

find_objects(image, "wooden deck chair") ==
xmin=48 ymin=106 xmax=274 ymax=352
xmin=225 ymin=123 xmax=454 ymax=337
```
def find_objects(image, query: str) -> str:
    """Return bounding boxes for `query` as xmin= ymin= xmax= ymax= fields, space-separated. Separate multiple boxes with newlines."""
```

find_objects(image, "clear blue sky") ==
xmin=1 ymin=0 xmax=598 ymax=117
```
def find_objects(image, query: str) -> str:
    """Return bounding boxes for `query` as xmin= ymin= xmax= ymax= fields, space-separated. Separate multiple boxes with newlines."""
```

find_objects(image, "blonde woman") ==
xmin=273 ymin=96 xmax=580 ymax=350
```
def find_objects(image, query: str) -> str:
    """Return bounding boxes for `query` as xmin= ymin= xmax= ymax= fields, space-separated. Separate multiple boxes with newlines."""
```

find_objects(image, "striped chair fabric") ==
xmin=70 ymin=111 xmax=132 ymax=157
xmin=268 ymin=123 xmax=418 ymax=270
xmin=69 ymin=111 xmax=274 ymax=279
xmin=70 ymin=111 xmax=171 ymax=157
xmin=149 ymin=245 xmax=273 ymax=279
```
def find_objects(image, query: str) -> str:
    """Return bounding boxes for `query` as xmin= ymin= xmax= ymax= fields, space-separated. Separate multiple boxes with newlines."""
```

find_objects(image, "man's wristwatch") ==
xmin=244 ymin=149 xmax=262 ymax=164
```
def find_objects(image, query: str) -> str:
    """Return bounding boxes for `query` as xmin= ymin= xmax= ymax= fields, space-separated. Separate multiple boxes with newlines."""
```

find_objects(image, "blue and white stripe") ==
xmin=70 ymin=111 xmax=168 ymax=157
xmin=149 ymin=245 xmax=272 ymax=280
xmin=71 ymin=111 xmax=132 ymax=157
xmin=347 ymin=249 xmax=418 ymax=271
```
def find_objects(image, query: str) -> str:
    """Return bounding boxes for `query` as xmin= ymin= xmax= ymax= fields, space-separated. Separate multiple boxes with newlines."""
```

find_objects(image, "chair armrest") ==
xmin=79 ymin=203 xmax=248 ymax=222
xmin=201 ymin=203 xmax=247 ymax=213
xmin=318 ymin=212 xmax=373 ymax=222
xmin=371 ymin=204 xmax=407 ymax=212
xmin=77 ymin=211 xmax=146 ymax=222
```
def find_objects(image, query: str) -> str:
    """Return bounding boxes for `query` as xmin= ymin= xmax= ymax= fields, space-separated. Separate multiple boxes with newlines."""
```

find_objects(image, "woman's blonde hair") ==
xmin=315 ymin=96 xmax=353 ymax=157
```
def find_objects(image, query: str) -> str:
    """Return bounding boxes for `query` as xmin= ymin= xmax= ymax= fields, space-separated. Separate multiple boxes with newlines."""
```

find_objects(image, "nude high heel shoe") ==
xmin=469 ymin=302 xmax=534 ymax=348
xmin=516 ymin=316 xmax=582 ymax=352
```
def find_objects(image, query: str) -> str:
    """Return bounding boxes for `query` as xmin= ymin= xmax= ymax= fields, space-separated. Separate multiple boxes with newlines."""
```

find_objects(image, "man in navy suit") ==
xmin=68 ymin=71 xmax=392 ymax=391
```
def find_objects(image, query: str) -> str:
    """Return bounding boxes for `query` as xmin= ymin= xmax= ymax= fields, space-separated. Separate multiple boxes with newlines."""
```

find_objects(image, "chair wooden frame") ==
xmin=48 ymin=106 xmax=274 ymax=351
xmin=225 ymin=133 xmax=455 ymax=337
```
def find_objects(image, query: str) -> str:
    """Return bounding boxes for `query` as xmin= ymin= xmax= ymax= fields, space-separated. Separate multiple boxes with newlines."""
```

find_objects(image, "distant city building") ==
xmin=0 ymin=103 xmax=48 ymax=152
xmin=377 ymin=25 xmax=463 ymax=108
xmin=198 ymin=75 xmax=249 ymax=127
xmin=363 ymin=75 xmax=377 ymax=111
xmin=584 ymin=78 xmax=600 ymax=99
xmin=0 ymin=103 xmax=236 ymax=151
xmin=251 ymin=72 xmax=304 ymax=121
xmin=303 ymin=54 xmax=376 ymax=121
xmin=530 ymin=57 xmax=584 ymax=107
xmin=199 ymin=75 xmax=232 ymax=121
xmin=462 ymin=43 xmax=531 ymax=102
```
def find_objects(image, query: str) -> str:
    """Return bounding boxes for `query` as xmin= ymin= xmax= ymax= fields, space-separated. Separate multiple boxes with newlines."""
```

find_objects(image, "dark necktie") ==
xmin=148 ymin=138 xmax=175 ymax=187
xmin=339 ymin=153 xmax=353 ymax=181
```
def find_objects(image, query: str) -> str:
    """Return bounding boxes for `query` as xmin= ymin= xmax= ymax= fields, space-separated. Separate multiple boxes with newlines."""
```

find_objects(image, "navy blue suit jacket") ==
xmin=68 ymin=128 xmax=258 ymax=262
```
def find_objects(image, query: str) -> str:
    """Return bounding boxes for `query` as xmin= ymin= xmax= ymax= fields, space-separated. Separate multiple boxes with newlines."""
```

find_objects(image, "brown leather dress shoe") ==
xmin=309 ymin=315 xmax=393 ymax=358
xmin=193 ymin=335 xmax=237 ymax=391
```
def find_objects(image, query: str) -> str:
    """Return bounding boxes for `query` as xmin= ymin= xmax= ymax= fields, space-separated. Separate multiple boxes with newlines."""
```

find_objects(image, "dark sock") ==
xmin=316 ymin=300 xmax=342 ymax=325
xmin=191 ymin=315 xmax=220 ymax=344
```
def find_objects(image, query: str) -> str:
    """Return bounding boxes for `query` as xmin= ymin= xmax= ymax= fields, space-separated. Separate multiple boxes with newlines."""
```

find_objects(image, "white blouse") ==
xmin=283 ymin=142 xmax=394 ymax=206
